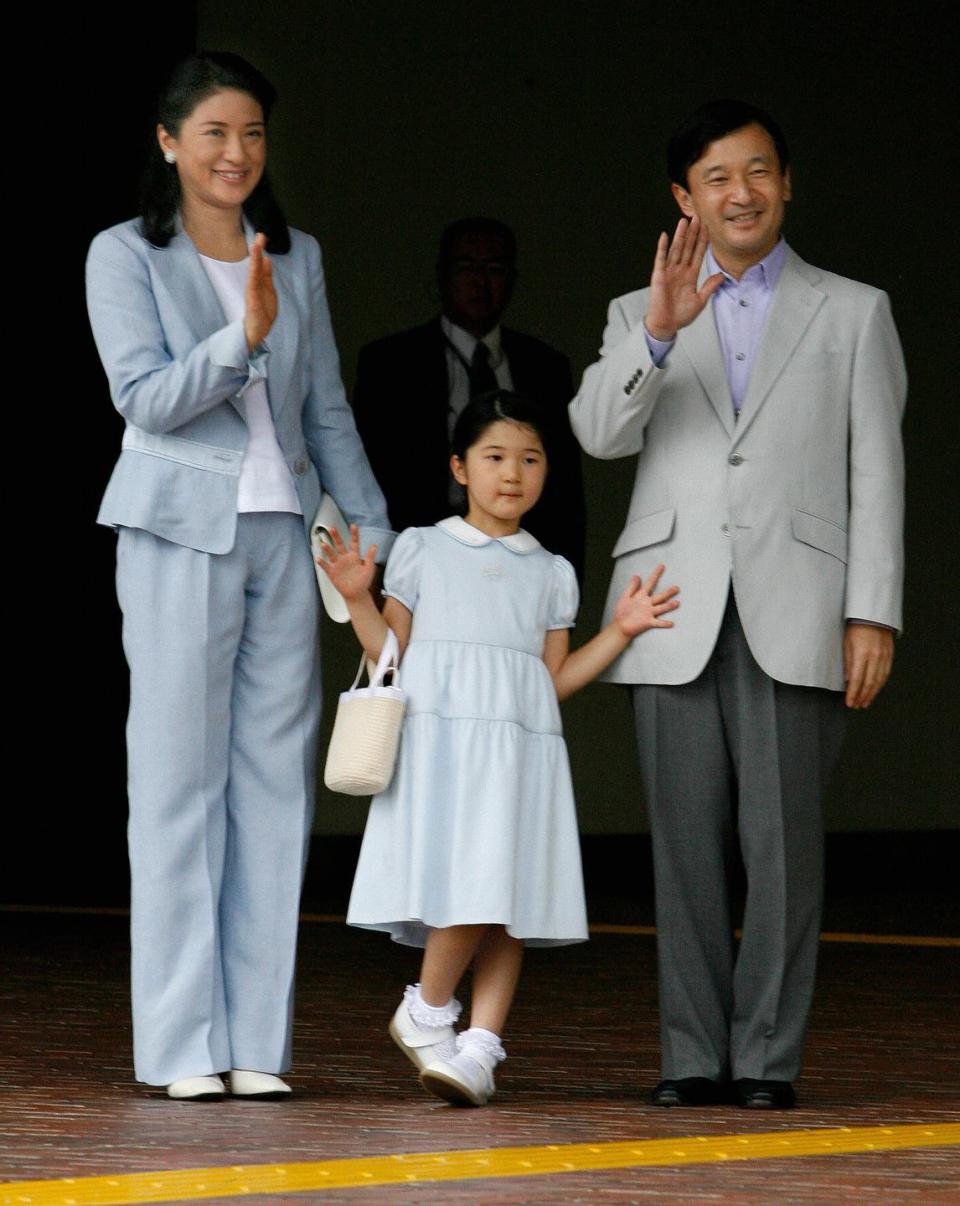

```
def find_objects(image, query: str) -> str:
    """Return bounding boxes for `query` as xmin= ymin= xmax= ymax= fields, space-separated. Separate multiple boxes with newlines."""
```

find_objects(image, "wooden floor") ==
xmin=2 ymin=835 xmax=959 ymax=1205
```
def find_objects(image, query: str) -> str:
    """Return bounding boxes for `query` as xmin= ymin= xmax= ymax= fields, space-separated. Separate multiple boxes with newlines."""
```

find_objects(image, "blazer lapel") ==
xmin=503 ymin=329 xmax=533 ymax=395
xmin=677 ymin=296 xmax=736 ymax=439
xmin=150 ymin=228 xmax=227 ymax=345
xmin=426 ymin=317 xmax=455 ymax=413
xmin=733 ymin=249 xmax=826 ymax=442
xmin=260 ymin=251 xmax=298 ymax=424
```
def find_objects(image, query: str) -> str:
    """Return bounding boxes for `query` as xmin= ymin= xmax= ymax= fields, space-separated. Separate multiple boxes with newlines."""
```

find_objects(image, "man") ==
xmin=353 ymin=217 xmax=586 ymax=580
xmin=570 ymin=101 xmax=905 ymax=1109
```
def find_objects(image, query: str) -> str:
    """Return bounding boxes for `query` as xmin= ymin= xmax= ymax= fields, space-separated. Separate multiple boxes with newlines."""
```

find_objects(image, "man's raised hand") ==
xmin=644 ymin=216 xmax=724 ymax=342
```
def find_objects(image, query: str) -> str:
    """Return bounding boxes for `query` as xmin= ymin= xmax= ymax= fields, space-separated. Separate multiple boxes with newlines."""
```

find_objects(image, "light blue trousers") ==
xmin=116 ymin=513 xmax=320 ymax=1085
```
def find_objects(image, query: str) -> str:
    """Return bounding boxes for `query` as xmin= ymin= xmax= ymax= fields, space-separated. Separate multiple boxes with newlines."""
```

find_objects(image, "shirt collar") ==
xmin=707 ymin=237 xmax=787 ymax=293
xmin=441 ymin=315 xmax=504 ymax=368
xmin=437 ymin=515 xmax=540 ymax=553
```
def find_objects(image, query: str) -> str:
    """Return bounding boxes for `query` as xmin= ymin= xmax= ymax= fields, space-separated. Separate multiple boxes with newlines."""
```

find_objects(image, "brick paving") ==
xmin=1 ymin=903 xmax=958 ymax=1203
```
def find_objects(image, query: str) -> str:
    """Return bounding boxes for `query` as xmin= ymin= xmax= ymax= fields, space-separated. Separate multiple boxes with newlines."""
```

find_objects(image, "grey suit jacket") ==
xmin=570 ymin=247 xmax=906 ymax=691
xmin=87 ymin=218 xmax=392 ymax=557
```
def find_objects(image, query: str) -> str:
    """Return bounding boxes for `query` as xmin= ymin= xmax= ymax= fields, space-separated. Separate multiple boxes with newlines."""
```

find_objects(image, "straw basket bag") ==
xmin=324 ymin=628 xmax=407 ymax=796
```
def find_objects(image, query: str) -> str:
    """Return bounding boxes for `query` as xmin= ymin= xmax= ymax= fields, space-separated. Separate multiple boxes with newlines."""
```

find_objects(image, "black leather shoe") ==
xmin=650 ymin=1077 xmax=728 ymax=1107
xmin=734 ymin=1078 xmax=796 ymax=1109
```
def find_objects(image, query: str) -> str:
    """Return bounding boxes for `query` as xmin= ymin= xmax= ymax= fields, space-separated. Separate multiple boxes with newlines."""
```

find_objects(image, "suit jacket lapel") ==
xmin=503 ymin=328 xmax=531 ymax=394
xmin=425 ymin=317 xmax=454 ymax=413
xmin=677 ymin=299 xmax=736 ymax=439
xmin=150 ymin=221 xmax=303 ymax=426
xmin=733 ymin=249 xmax=826 ymax=442
xmin=150 ymin=228 xmax=227 ymax=346
xmin=261 ymin=251 xmax=298 ymax=424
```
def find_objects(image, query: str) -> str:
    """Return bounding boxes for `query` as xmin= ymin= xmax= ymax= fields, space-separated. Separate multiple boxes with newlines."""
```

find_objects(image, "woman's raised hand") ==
xmin=244 ymin=232 xmax=278 ymax=351
xmin=613 ymin=565 xmax=679 ymax=637
xmin=316 ymin=524 xmax=379 ymax=601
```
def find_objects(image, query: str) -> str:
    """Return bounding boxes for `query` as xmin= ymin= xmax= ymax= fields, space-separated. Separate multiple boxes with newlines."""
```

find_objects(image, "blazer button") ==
xmin=721 ymin=523 xmax=730 ymax=535
xmin=294 ymin=457 xmax=307 ymax=475
xmin=729 ymin=453 xmax=743 ymax=465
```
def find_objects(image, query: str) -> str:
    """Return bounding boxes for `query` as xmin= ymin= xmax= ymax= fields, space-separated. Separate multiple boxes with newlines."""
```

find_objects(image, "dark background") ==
xmin=20 ymin=1 xmax=956 ymax=902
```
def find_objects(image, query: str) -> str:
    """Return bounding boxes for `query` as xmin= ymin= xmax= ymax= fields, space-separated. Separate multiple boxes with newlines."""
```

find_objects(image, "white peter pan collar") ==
xmin=437 ymin=515 xmax=541 ymax=554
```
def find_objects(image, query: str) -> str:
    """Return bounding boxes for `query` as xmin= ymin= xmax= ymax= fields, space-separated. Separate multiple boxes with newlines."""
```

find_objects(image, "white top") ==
xmin=199 ymin=254 xmax=302 ymax=515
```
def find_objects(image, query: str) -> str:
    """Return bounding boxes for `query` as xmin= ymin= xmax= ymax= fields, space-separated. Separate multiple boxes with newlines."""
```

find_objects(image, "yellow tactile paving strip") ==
xmin=4 ymin=1124 xmax=959 ymax=1205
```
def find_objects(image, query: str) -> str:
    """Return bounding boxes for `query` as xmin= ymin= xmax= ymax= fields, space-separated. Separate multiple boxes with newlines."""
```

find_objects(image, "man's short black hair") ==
xmin=437 ymin=217 xmax=517 ymax=271
xmin=667 ymin=100 xmax=790 ymax=189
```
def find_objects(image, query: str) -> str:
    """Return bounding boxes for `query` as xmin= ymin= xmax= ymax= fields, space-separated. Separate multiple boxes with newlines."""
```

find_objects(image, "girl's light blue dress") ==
xmin=347 ymin=516 xmax=589 ymax=947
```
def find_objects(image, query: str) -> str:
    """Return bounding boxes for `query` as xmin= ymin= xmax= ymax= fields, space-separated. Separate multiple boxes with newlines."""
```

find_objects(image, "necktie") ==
xmin=469 ymin=342 xmax=499 ymax=399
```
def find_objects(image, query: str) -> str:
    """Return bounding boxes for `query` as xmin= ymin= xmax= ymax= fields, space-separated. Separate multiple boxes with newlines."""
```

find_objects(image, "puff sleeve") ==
xmin=547 ymin=555 xmax=579 ymax=630
xmin=382 ymin=527 xmax=424 ymax=613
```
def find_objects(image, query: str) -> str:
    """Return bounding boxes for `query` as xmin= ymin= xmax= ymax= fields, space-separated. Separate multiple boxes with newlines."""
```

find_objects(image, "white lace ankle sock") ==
xmin=457 ymin=1027 xmax=507 ymax=1068
xmin=405 ymin=983 xmax=462 ymax=1030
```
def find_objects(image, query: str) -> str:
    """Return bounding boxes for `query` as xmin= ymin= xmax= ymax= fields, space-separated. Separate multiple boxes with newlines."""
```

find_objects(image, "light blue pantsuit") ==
xmin=87 ymin=218 xmax=393 ymax=1084
xmin=118 ymin=516 xmax=320 ymax=1084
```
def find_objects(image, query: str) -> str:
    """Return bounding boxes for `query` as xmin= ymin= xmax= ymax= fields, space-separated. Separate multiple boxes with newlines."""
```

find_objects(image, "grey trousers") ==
xmin=632 ymin=592 xmax=846 ymax=1083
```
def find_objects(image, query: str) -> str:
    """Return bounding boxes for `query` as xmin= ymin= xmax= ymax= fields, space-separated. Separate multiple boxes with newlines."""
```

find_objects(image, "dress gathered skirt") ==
xmin=346 ymin=516 xmax=589 ymax=948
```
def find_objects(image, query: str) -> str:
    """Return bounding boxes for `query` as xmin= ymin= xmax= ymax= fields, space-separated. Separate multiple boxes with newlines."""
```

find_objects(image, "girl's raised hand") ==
xmin=316 ymin=524 xmax=378 ymax=601
xmin=613 ymin=565 xmax=679 ymax=637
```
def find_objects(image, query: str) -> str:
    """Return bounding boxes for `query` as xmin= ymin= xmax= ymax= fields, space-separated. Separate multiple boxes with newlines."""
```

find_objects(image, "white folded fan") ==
xmin=311 ymin=493 xmax=351 ymax=623
xmin=324 ymin=628 xmax=407 ymax=796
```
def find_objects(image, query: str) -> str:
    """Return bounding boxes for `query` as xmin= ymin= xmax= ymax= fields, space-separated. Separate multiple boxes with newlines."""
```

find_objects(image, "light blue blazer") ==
xmin=86 ymin=218 xmax=393 ymax=557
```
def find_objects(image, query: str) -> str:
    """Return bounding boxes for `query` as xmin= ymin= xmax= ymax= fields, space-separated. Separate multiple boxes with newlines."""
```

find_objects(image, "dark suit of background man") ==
xmin=570 ymin=101 xmax=906 ymax=1110
xmin=353 ymin=217 xmax=586 ymax=580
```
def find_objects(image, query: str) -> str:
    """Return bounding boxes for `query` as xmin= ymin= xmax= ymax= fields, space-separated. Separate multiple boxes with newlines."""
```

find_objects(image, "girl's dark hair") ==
xmin=140 ymin=50 xmax=290 ymax=252
xmin=451 ymin=390 xmax=553 ymax=462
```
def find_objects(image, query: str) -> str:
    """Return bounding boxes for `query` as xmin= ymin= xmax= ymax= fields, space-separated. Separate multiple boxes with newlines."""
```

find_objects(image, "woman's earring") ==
xmin=163 ymin=150 xmax=177 ymax=165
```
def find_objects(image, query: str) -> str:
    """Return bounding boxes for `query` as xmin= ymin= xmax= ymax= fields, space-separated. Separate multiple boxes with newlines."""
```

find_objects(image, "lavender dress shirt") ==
xmin=644 ymin=238 xmax=786 ymax=416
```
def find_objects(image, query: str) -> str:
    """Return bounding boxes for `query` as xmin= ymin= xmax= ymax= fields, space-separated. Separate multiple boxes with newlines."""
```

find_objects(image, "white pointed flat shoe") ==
xmin=229 ymin=1070 xmax=292 ymax=1099
xmin=166 ymin=1074 xmax=225 ymax=1101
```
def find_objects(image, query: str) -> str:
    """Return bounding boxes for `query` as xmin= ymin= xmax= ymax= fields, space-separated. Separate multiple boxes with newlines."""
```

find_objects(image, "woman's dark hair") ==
xmin=451 ymin=390 xmax=553 ymax=463
xmin=140 ymin=50 xmax=290 ymax=252
xmin=667 ymin=99 xmax=789 ymax=190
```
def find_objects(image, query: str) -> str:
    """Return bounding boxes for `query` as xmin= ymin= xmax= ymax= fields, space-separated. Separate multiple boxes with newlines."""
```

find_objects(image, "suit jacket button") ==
xmin=721 ymin=523 xmax=730 ymax=535
xmin=729 ymin=453 xmax=743 ymax=465
xmin=294 ymin=457 xmax=307 ymax=475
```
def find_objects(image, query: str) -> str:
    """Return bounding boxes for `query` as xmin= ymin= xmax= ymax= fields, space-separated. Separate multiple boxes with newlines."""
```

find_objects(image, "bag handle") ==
xmin=349 ymin=627 xmax=401 ymax=692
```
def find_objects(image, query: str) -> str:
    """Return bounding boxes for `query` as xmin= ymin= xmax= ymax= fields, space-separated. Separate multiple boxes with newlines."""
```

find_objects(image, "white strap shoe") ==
xmin=229 ymin=1070 xmax=292 ymax=1099
xmin=166 ymin=1074 xmax=225 ymax=1101
xmin=389 ymin=987 xmax=459 ymax=1073
xmin=420 ymin=1028 xmax=505 ymax=1107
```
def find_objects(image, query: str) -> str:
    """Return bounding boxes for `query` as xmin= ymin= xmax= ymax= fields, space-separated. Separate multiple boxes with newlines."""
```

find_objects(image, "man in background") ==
xmin=353 ymin=217 xmax=585 ymax=580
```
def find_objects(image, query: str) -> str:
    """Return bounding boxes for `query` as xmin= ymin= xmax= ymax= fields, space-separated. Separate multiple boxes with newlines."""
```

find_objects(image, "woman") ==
xmin=86 ymin=52 xmax=393 ymax=1100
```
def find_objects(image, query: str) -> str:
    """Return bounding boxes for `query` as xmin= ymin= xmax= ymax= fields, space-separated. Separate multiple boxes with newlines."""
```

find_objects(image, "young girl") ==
xmin=319 ymin=391 xmax=678 ymax=1107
